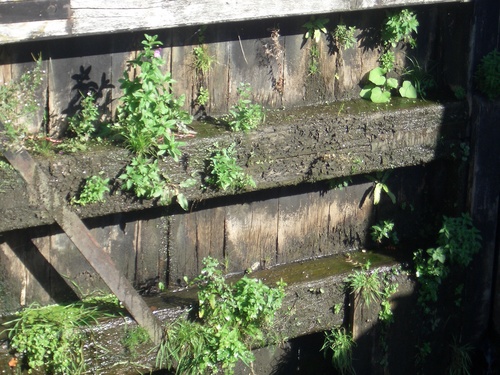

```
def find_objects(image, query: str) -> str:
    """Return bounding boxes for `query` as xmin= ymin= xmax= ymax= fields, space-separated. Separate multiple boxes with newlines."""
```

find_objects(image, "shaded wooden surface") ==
xmin=0 ymin=0 xmax=472 ymax=44
xmin=0 ymin=3 xmax=472 ymax=133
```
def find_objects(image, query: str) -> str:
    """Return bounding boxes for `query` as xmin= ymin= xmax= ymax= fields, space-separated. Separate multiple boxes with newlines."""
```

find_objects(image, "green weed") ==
xmin=475 ymin=49 xmax=500 ymax=100
xmin=156 ymin=257 xmax=286 ymax=374
xmin=205 ymin=143 xmax=256 ymax=191
xmin=71 ymin=173 xmax=110 ymax=206
xmin=321 ymin=327 xmax=355 ymax=375
xmin=382 ymin=9 xmax=419 ymax=49
xmin=228 ymin=83 xmax=265 ymax=131
xmin=371 ymin=220 xmax=399 ymax=245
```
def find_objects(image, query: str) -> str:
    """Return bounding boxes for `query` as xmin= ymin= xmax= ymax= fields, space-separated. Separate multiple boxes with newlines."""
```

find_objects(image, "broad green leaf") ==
xmin=399 ymin=80 xmax=418 ymax=98
xmin=360 ymin=84 xmax=375 ymax=99
xmin=386 ymin=77 xmax=399 ymax=89
xmin=370 ymin=87 xmax=391 ymax=103
xmin=368 ymin=67 xmax=387 ymax=86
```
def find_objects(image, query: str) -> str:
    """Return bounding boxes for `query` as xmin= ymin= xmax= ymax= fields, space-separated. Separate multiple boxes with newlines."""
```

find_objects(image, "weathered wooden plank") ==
xmin=0 ymin=0 xmax=69 ymax=24
xmin=0 ymin=0 xmax=473 ymax=44
xmin=224 ymin=199 xmax=279 ymax=273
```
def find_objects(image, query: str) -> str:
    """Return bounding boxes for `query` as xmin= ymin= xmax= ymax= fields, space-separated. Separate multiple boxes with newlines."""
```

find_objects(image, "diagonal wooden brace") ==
xmin=0 ymin=137 xmax=163 ymax=345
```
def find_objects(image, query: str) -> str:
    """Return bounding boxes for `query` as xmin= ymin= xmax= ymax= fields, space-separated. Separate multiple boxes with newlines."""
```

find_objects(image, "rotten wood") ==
xmin=0 ymin=131 xmax=163 ymax=344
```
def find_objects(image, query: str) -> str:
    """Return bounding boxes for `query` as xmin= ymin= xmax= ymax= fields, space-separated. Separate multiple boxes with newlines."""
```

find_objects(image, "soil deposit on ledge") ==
xmin=0 ymin=99 xmax=468 ymax=232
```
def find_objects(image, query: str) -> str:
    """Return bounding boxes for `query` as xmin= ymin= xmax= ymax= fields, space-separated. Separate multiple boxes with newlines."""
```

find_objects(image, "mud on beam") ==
xmin=0 ymin=252 xmax=414 ymax=374
xmin=0 ymin=100 xmax=468 ymax=233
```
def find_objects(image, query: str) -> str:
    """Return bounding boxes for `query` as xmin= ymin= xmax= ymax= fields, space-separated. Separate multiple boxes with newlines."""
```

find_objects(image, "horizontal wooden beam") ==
xmin=0 ymin=0 xmax=472 ymax=44
xmin=0 ymin=100 xmax=468 ymax=233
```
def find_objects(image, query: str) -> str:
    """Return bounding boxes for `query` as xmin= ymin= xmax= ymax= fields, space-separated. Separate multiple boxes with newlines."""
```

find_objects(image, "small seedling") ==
xmin=71 ymin=174 xmax=110 ymax=206
xmin=371 ymin=220 xmax=399 ymax=245
xmin=303 ymin=16 xmax=329 ymax=43
xmin=205 ymin=142 xmax=256 ymax=191
xmin=228 ymin=83 xmax=265 ymax=132
xmin=360 ymin=67 xmax=417 ymax=103
xmin=365 ymin=171 xmax=396 ymax=205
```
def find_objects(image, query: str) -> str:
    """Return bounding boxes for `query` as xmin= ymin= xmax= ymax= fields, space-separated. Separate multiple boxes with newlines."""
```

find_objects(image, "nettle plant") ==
xmin=360 ymin=9 xmax=419 ymax=103
xmin=115 ymin=34 xmax=194 ymax=209
xmin=156 ymin=257 xmax=286 ymax=374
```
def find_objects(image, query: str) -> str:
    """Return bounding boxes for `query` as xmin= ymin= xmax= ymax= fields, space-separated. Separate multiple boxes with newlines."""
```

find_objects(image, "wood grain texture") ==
xmin=0 ymin=0 xmax=472 ymax=44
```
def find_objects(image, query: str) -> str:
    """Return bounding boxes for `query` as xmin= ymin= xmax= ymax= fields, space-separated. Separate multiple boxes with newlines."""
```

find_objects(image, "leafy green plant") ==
xmin=115 ymin=34 xmax=191 ymax=158
xmin=371 ymin=220 xmax=399 ymax=245
xmin=379 ymin=50 xmax=395 ymax=72
xmin=156 ymin=257 xmax=286 ymax=374
xmin=333 ymin=24 xmax=357 ymax=50
xmin=414 ymin=214 xmax=481 ymax=307
xmin=402 ymin=56 xmax=436 ymax=99
xmin=0 ymin=54 xmax=44 ymax=144
xmin=475 ymin=49 xmax=500 ymax=100
xmin=196 ymin=86 xmax=210 ymax=107
xmin=381 ymin=9 xmax=419 ymax=48
xmin=360 ymin=67 xmax=399 ymax=103
xmin=365 ymin=171 xmax=396 ymax=205
xmin=114 ymin=34 xmax=195 ymax=210
xmin=321 ymin=327 xmax=355 ymax=375
xmin=193 ymin=45 xmax=214 ymax=75
xmin=345 ymin=261 xmax=382 ymax=307
xmin=360 ymin=67 xmax=417 ymax=102
xmin=3 ymin=297 xmax=121 ymax=375
xmin=71 ymin=174 xmax=110 ymax=206
xmin=61 ymin=92 xmax=102 ymax=152
xmin=228 ymin=83 xmax=265 ymax=132
xmin=308 ymin=43 xmax=320 ymax=75
xmin=303 ymin=16 xmax=329 ymax=43
xmin=205 ymin=143 xmax=256 ymax=191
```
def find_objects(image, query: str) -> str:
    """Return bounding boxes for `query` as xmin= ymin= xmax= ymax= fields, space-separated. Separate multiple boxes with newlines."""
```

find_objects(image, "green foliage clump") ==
xmin=303 ymin=16 xmax=329 ymax=43
xmin=414 ymin=213 xmax=481 ymax=306
xmin=205 ymin=143 xmax=256 ymax=191
xmin=365 ymin=171 xmax=397 ymax=205
xmin=71 ymin=174 xmax=110 ymax=206
xmin=122 ymin=326 xmax=150 ymax=358
xmin=0 ymin=54 xmax=44 ymax=144
xmin=228 ymin=83 xmax=265 ymax=132
xmin=371 ymin=220 xmax=399 ymax=245
xmin=475 ymin=49 xmax=500 ymax=100
xmin=116 ymin=34 xmax=191 ymax=158
xmin=193 ymin=45 xmax=214 ymax=75
xmin=345 ymin=261 xmax=382 ymax=307
xmin=382 ymin=9 xmax=419 ymax=48
xmin=3 ymin=297 xmax=121 ymax=375
xmin=321 ymin=327 xmax=355 ymax=375
xmin=60 ymin=92 xmax=104 ymax=152
xmin=115 ymin=34 xmax=195 ymax=210
xmin=360 ymin=67 xmax=417 ymax=103
xmin=333 ymin=24 xmax=357 ymax=50
xmin=157 ymin=257 xmax=286 ymax=374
